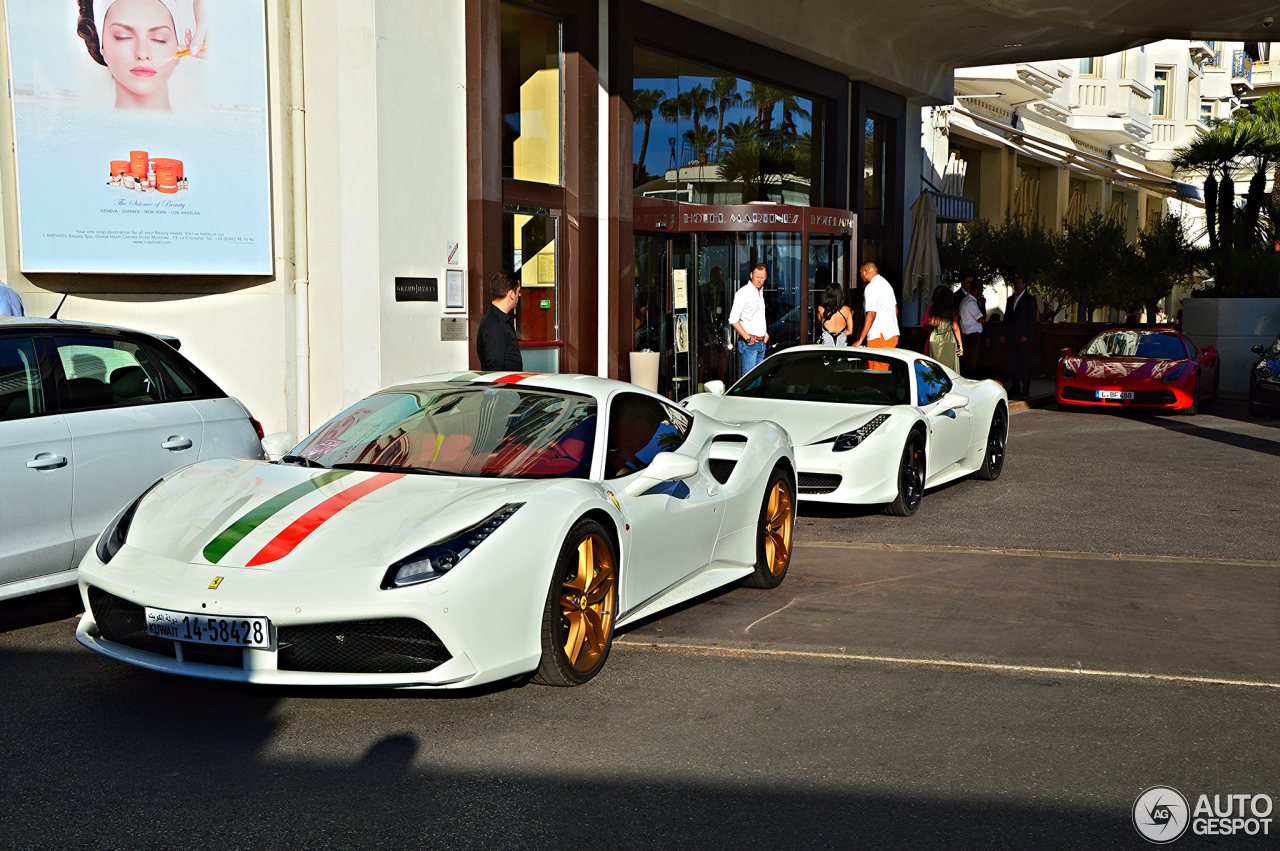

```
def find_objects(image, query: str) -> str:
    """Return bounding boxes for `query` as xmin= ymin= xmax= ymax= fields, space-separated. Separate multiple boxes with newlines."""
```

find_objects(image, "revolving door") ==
xmin=633 ymin=201 xmax=855 ymax=399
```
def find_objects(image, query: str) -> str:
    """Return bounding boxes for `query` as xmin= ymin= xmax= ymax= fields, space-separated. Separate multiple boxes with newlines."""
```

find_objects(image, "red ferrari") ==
xmin=1056 ymin=328 xmax=1219 ymax=414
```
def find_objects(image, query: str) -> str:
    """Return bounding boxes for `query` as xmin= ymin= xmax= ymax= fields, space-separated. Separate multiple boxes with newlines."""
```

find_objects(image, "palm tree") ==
xmin=777 ymin=93 xmax=811 ymax=138
xmin=745 ymin=82 xmax=782 ymax=132
xmin=721 ymin=117 xmax=759 ymax=148
xmin=631 ymin=87 xmax=666 ymax=184
xmin=711 ymin=76 xmax=741 ymax=159
xmin=1172 ymin=121 xmax=1256 ymax=289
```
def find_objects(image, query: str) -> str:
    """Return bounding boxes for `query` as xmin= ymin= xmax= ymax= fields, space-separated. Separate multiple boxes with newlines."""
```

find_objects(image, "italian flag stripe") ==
xmin=245 ymin=472 xmax=405 ymax=566
xmin=493 ymin=372 xmax=538 ymax=384
xmin=203 ymin=470 xmax=352 ymax=564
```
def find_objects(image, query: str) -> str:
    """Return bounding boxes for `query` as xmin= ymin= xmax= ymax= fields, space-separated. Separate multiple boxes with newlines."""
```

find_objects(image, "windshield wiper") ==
xmin=280 ymin=455 xmax=329 ymax=469
xmin=330 ymin=462 xmax=446 ymax=476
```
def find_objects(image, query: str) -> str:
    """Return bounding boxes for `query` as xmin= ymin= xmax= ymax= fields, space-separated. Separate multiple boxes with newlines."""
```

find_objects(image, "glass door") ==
xmin=807 ymin=236 xmax=851 ymax=343
xmin=634 ymin=234 xmax=670 ymax=396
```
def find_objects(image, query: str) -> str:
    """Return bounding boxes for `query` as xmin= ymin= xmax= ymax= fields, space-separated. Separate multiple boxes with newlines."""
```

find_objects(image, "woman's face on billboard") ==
xmin=101 ymin=0 xmax=178 ymax=109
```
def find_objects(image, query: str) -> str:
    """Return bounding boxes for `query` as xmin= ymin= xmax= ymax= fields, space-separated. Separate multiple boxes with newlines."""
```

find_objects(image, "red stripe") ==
xmin=493 ymin=372 xmax=538 ymax=384
xmin=246 ymin=473 xmax=404 ymax=566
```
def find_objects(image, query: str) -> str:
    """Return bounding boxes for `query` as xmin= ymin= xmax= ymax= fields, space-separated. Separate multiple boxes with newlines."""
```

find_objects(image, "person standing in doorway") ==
xmin=729 ymin=263 xmax=769 ymax=377
xmin=0 ymin=279 xmax=24 ymax=316
xmin=1005 ymin=274 xmax=1037 ymax=397
xmin=957 ymin=275 xmax=985 ymax=376
xmin=477 ymin=271 xmax=523 ymax=371
xmin=852 ymin=262 xmax=899 ymax=370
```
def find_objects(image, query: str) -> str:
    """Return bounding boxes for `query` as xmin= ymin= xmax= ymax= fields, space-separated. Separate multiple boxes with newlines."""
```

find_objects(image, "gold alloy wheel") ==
xmin=558 ymin=533 xmax=616 ymax=673
xmin=764 ymin=480 xmax=793 ymax=576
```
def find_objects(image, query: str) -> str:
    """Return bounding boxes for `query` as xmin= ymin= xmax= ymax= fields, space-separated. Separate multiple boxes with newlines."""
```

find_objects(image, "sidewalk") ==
xmin=1008 ymin=377 xmax=1056 ymax=413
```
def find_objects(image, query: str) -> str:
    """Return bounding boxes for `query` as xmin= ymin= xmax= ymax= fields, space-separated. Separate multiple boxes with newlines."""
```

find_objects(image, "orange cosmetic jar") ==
xmin=156 ymin=165 xmax=179 ymax=193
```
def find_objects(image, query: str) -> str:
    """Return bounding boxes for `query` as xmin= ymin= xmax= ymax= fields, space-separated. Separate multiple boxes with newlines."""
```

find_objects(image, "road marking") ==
xmin=793 ymin=540 xmax=1280 ymax=569
xmin=616 ymin=640 xmax=1280 ymax=690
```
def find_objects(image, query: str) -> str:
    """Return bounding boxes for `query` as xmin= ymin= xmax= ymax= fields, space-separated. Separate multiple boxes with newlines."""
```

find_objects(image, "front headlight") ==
xmin=1161 ymin=364 xmax=1188 ymax=384
xmin=1061 ymin=360 xmax=1077 ymax=379
xmin=831 ymin=414 xmax=890 ymax=452
xmin=95 ymin=479 xmax=163 ymax=564
xmin=380 ymin=503 xmax=524 ymax=589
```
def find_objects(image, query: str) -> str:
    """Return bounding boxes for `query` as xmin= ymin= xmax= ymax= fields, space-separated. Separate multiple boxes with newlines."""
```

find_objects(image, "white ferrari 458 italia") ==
xmin=684 ymin=346 xmax=1008 ymax=516
xmin=76 ymin=373 xmax=795 ymax=688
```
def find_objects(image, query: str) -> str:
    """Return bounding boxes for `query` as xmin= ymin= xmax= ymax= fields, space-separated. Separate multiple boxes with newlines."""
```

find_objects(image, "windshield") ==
xmin=729 ymin=351 xmax=909 ymax=405
xmin=1082 ymin=330 xmax=1188 ymax=360
xmin=291 ymin=384 xmax=597 ymax=479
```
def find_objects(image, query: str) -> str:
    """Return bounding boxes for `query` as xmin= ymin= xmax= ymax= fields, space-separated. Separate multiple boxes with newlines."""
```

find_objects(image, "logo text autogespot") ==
xmin=1190 ymin=794 xmax=1273 ymax=837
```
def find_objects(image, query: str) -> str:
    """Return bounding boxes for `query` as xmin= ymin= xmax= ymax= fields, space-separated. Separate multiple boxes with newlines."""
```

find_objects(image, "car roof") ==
xmin=0 ymin=316 xmax=182 ymax=349
xmin=384 ymin=371 xmax=669 ymax=403
xmin=761 ymin=344 xmax=923 ymax=363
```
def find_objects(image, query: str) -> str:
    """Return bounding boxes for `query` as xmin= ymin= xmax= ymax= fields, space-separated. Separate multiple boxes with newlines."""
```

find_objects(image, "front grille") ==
xmin=798 ymin=472 xmax=842 ymax=494
xmin=88 ymin=586 xmax=177 ymax=658
xmin=708 ymin=458 xmax=736 ymax=484
xmin=1061 ymin=386 xmax=1097 ymax=402
xmin=277 ymin=619 xmax=451 ymax=674
xmin=181 ymin=643 xmax=244 ymax=668
xmin=1132 ymin=390 xmax=1177 ymax=405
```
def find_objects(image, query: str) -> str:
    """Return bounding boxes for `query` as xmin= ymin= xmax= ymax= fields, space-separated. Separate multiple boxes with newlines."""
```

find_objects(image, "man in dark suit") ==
xmin=476 ymin=271 xmax=523 ymax=371
xmin=1005 ymin=275 xmax=1036 ymax=397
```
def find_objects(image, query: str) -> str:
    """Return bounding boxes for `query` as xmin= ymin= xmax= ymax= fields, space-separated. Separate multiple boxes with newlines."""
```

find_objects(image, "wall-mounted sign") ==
xmin=440 ymin=316 xmax=468 ymax=341
xmin=4 ymin=0 xmax=273 ymax=275
xmin=446 ymin=241 xmax=460 ymax=265
xmin=395 ymin=277 xmax=438 ymax=302
xmin=444 ymin=268 xmax=465 ymax=310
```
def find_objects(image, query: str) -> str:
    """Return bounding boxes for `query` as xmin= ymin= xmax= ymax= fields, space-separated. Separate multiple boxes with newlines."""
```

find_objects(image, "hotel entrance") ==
xmin=632 ymin=200 xmax=855 ymax=399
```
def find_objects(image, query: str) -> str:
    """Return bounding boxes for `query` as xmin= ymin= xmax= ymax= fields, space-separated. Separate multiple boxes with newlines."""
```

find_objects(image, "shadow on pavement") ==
xmin=0 ymin=587 xmax=83 ymax=634
xmin=0 ymin=647 xmax=1159 ymax=850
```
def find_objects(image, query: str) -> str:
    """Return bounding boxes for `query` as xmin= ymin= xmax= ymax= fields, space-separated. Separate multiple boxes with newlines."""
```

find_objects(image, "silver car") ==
xmin=1 ymin=318 xmax=266 ymax=601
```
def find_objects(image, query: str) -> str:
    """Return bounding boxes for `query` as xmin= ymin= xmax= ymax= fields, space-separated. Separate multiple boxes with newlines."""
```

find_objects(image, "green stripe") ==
xmin=202 ymin=470 xmax=351 ymax=564
xmin=448 ymin=372 xmax=486 ymax=382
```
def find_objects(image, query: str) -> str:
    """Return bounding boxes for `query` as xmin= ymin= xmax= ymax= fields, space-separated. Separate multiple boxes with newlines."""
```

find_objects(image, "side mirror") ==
xmin=704 ymin=380 xmax=726 ymax=397
xmin=938 ymin=391 xmax=970 ymax=411
xmin=1060 ymin=347 xmax=1075 ymax=358
xmin=622 ymin=452 xmax=699 ymax=496
xmin=1253 ymin=345 xmax=1266 ymax=356
xmin=1200 ymin=345 xmax=1217 ymax=354
xmin=261 ymin=432 xmax=294 ymax=462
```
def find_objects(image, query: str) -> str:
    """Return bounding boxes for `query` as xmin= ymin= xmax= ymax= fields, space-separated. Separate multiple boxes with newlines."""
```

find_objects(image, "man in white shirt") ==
xmin=852 ymin=262 xmax=899 ymax=371
xmin=957 ymin=275 xmax=985 ymax=376
xmin=729 ymin=263 xmax=769 ymax=377
xmin=0 ymin=279 xmax=24 ymax=317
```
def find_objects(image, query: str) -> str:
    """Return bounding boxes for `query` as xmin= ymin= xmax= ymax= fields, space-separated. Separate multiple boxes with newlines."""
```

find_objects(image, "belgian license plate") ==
xmin=145 ymin=607 xmax=271 ymax=648
xmin=1097 ymin=390 xmax=1134 ymax=400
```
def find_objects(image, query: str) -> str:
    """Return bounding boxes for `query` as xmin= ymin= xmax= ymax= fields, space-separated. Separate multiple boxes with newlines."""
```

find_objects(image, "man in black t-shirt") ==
xmin=477 ymin=272 xmax=523 ymax=371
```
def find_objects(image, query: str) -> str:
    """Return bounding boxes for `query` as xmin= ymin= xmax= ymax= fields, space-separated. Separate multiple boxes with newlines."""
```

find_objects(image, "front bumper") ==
xmin=75 ymin=546 xmax=542 ymax=689
xmin=1056 ymin=380 xmax=1192 ymax=410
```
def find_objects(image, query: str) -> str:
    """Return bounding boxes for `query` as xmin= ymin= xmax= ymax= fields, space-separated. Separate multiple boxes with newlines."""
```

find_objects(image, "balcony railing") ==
xmin=1204 ymin=41 xmax=1222 ymax=67
xmin=928 ymin=190 xmax=975 ymax=224
xmin=1233 ymin=50 xmax=1253 ymax=83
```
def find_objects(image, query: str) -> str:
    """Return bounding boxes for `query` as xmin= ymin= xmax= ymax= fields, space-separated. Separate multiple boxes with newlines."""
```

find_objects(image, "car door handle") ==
xmin=27 ymin=453 xmax=68 ymax=470
xmin=162 ymin=436 xmax=194 ymax=451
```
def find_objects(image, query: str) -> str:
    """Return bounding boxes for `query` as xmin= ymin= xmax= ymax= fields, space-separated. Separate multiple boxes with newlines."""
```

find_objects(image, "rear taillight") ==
xmin=250 ymin=417 xmax=265 ymax=439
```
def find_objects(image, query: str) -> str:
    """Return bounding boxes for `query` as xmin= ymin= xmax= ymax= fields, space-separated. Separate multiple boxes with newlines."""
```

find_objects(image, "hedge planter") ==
xmin=1182 ymin=297 xmax=1280 ymax=395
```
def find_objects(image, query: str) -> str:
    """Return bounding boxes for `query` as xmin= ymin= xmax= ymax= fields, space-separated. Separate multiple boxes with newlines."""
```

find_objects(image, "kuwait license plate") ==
xmin=145 ymin=607 xmax=271 ymax=648
xmin=1096 ymin=390 xmax=1134 ymax=400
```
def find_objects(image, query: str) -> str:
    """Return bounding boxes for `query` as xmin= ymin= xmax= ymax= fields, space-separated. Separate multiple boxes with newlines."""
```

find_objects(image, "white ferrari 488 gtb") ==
xmin=684 ymin=346 xmax=1008 ymax=516
xmin=76 ymin=373 xmax=795 ymax=689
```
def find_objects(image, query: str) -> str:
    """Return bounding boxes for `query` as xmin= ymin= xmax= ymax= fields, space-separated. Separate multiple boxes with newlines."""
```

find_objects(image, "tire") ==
xmin=532 ymin=518 xmax=617 ymax=686
xmin=744 ymin=466 xmax=794 ymax=589
xmin=974 ymin=404 xmax=1007 ymax=481
xmin=884 ymin=431 xmax=926 ymax=517
xmin=1185 ymin=376 xmax=1199 ymax=416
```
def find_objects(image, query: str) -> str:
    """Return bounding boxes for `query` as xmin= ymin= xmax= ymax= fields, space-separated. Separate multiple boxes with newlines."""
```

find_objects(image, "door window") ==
xmin=0 ymin=337 xmax=44 ymax=421
xmin=51 ymin=337 xmax=165 ymax=412
xmin=605 ymin=392 xmax=692 ymax=479
xmin=914 ymin=360 xmax=952 ymax=406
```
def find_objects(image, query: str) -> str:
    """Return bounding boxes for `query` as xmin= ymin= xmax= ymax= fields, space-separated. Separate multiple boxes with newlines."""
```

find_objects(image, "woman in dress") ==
xmin=816 ymin=283 xmax=854 ymax=346
xmin=926 ymin=285 xmax=963 ymax=371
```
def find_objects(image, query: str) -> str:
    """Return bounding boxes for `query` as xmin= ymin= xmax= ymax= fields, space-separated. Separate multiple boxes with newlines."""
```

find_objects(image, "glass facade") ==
xmin=501 ymin=4 xmax=562 ymax=184
xmin=631 ymin=47 xmax=825 ymax=206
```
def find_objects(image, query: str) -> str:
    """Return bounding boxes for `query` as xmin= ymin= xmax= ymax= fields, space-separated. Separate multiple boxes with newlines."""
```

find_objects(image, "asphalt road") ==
xmin=2 ymin=400 xmax=1277 ymax=850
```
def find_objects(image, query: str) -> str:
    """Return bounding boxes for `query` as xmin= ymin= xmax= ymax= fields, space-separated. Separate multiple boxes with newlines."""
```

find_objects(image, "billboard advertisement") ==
xmin=4 ymin=0 xmax=272 ymax=275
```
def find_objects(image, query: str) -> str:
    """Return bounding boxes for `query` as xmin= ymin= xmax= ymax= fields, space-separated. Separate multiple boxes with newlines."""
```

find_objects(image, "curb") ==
xmin=1008 ymin=393 xmax=1055 ymax=413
